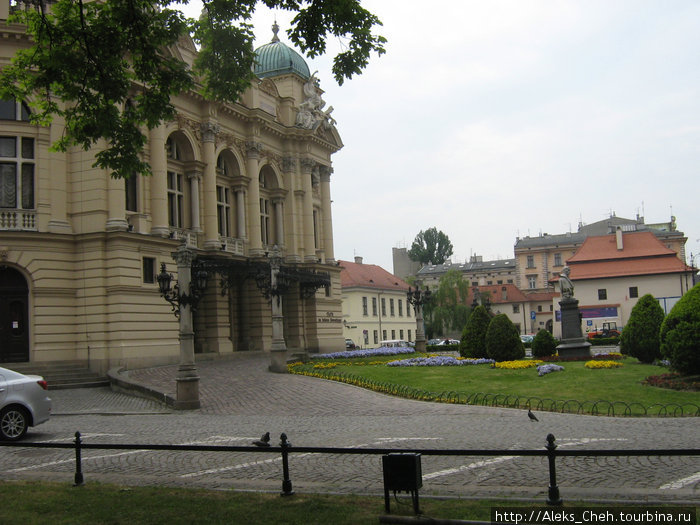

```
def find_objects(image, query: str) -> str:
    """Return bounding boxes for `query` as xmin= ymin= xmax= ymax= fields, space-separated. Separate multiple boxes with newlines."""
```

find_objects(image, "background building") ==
xmin=0 ymin=14 xmax=345 ymax=372
xmin=551 ymin=229 xmax=695 ymax=338
xmin=514 ymin=214 xmax=688 ymax=293
xmin=340 ymin=257 xmax=413 ymax=347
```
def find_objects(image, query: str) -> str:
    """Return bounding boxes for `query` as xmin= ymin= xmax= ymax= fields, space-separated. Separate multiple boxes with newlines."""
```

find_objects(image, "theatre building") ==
xmin=0 ymin=12 xmax=345 ymax=373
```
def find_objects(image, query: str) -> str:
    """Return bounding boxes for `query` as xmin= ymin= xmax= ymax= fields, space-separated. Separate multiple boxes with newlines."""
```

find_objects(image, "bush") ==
xmin=459 ymin=305 xmax=491 ymax=358
xmin=531 ymin=329 xmax=557 ymax=358
xmin=619 ymin=294 xmax=664 ymax=363
xmin=659 ymin=283 xmax=700 ymax=375
xmin=485 ymin=314 xmax=525 ymax=362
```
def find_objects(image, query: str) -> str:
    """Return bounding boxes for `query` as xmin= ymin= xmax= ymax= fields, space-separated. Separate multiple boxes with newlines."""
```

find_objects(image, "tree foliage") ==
xmin=531 ymin=329 xmax=557 ymax=358
xmin=619 ymin=294 xmax=664 ymax=363
xmin=485 ymin=314 xmax=525 ymax=362
xmin=407 ymin=227 xmax=453 ymax=266
xmin=0 ymin=0 xmax=386 ymax=177
xmin=426 ymin=268 xmax=469 ymax=336
xmin=459 ymin=304 xmax=490 ymax=358
xmin=659 ymin=283 xmax=700 ymax=375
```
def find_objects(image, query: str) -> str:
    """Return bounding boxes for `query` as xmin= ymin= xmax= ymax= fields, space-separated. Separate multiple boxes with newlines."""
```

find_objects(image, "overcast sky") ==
xmin=201 ymin=1 xmax=700 ymax=272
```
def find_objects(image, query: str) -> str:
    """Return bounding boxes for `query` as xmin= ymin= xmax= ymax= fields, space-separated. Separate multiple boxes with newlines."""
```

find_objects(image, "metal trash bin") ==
xmin=382 ymin=453 xmax=422 ymax=514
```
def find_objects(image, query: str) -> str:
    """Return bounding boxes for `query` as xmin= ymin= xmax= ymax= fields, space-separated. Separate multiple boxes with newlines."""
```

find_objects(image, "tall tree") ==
xmin=0 ymin=0 xmax=386 ymax=178
xmin=408 ymin=227 xmax=453 ymax=266
xmin=426 ymin=268 xmax=469 ymax=337
xmin=620 ymin=294 xmax=664 ymax=363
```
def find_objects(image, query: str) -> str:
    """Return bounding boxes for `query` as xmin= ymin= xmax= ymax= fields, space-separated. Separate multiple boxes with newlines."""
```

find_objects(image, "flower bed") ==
xmin=585 ymin=360 xmax=624 ymax=369
xmin=313 ymin=346 xmax=415 ymax=359
xmin=387 ymin=356 xmax=494 ymax=367
xmin=539 ymin=352 xmax=623 ymax=362
xmin=642 ymin=373 xmax=699 ymax=391
xmin=537 ymin=363 xmax=564 ymax=376
xmin=493 ymin=360 xmax=542 ymax=370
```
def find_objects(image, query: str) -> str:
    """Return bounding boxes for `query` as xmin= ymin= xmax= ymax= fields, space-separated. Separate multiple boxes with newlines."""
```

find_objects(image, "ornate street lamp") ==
xmin=407 ymin=286 xmax=432 ymax=352
xmin=267 ymin=245 xmax=290 ymax=373
xmin=157 ymin=244 xmax=208 ymax=409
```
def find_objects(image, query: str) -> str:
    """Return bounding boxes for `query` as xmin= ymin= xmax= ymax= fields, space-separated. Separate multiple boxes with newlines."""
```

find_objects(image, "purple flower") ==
xmin=537 ymin=363 xmax=565 ymax=376
xmin=314 ymin=346 xmax=415 ymax=360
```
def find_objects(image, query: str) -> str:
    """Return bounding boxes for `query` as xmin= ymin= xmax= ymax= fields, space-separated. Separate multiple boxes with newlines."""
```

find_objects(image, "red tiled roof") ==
xmin=567 ymin=231 xmax=676 ymax=262
xmin=569 ymin=257 xmax=691 ymax=280
xmin=565 ymin=231 xmax=693 ymax=280
xmin=339 ymin=260 xmax=410 ymax=291
xmin=468 ymin=284 xmax=529 ymax=304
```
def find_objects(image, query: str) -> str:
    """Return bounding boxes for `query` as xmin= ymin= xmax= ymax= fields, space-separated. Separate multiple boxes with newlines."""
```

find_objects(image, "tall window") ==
xmin=381 ymin=297 xmax=386 ymax=317
xmin=372 ymin=297 xmax=377 ymax=316
xmin=398 ymin=299 xmax=403 ymax=317
xmin=629 ymin=286 xmax=639 ymax=298
xmin=527 ymin=275 xmax=537 ymax=289
xmin=142 ymin=257 xmax=155 ymax=284
xmin=167 ymin=171 xmax=183 ymax=227
xmin=390 ymin=298 xmax=395 ymax=316
xmin=598 ymin=289 xmax=607 ymax=300
xmin=554 ymin=253 xmax=562 ymax=266
xmin=313 ymin=209 xmax=320 ymax=249
xmin=0 ymin=136 xmax=34 ymax=209
xmin=526 ymin=255 xmax=535 ymax=268
xmin=362 ymin=296 xmax=368 ymax=316
xmin=259 ymin=197 xmax=270 ymax=245
xmin=125 ymin=174 xmax=138 ymax=212
xmin=217 ymin=185 xmax=231 ymax=236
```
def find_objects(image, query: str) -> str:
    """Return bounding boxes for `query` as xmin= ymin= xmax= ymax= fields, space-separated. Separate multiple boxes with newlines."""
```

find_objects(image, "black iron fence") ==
xmin=2 ymin=433 xmax=698 ymax=506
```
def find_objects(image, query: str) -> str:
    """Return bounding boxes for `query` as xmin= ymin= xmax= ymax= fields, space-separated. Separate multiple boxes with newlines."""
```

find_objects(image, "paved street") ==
xmin=1 ymin=352 xmax=698 ymax=504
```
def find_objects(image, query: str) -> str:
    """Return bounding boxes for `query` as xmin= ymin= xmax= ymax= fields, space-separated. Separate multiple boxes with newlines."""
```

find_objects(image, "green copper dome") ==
xmin=254 ymin=23 xmax=310 ymax=80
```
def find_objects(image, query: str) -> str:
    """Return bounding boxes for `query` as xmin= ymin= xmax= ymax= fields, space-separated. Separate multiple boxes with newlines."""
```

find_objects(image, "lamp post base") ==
xmin=175 ymin=375 xmax=200 ymax=410
xmin=269 ymin=349 xmax=289 ymax=373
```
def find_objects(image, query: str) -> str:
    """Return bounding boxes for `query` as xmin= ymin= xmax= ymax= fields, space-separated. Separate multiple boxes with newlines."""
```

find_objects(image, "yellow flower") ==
xmin=585 ymin=360 xmax=623 ymax=369
xmin=494 ymin=360 xmax=542 ymax=369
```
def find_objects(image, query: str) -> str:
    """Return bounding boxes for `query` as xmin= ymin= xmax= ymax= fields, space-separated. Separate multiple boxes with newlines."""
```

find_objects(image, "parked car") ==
xmin=0 ymin=367 xmax=51 ymax=441
xmin=520 ymin=334 xmax=535 ymax=344
xmin=345 ymin=339 xmax=356 ymax=349
xmin=436 ymin=339 xmax=460 ymax=346
xmin=427 ymin=339 xmax=443 ymax=346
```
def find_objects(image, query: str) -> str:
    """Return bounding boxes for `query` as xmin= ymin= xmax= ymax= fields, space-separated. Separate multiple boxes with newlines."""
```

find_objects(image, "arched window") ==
xmin=166 ymin=136 xmax=185 ymax=228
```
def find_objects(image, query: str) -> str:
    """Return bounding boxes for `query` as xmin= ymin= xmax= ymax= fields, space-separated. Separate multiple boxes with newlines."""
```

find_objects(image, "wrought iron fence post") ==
xmin=74 ymin=431 xmax=84 ymax=486
xmin=545 ymin=433 xmax=562 ymax=505
xmin=280 ymin=433 xmax=294 ymax=496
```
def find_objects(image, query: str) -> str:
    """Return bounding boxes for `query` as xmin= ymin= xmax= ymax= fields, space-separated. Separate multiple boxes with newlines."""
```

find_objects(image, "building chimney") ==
xmin=354 ymin=256 xmax=363 ymax=264
xmin=616 ymin=226 xmax=623 ymax=250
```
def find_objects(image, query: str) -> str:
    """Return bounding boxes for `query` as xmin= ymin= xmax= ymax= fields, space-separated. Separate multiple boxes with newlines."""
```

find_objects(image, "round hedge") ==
xmin=620 ymin=293 xmax=664 ymax=363
xmin=485 ymin=313 xmax=525 ymax=362
xmin=460 ymin=305 xmax=491 ymax=358
xmin=659 ymin=283 xmax=700 ymax=375
xmin=531 ymin=329 xmax=558 ymax=358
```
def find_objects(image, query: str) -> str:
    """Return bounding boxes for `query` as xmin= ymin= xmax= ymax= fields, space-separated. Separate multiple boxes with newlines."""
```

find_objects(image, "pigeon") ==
xmin=252 ymin=432 xmax=271 ymax=447
xmin=528 ymin=409 xmax=539 ymax=422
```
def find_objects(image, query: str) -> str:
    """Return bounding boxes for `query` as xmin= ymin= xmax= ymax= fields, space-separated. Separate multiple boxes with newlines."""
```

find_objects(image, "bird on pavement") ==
xmin=252 ymin=432 xmax=271 ymax=447
xmin=528 ymin=409 xmax=539 ymax=422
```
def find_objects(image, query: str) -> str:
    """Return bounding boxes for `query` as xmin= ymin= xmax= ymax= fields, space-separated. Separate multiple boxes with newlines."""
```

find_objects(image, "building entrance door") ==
xmin=0 ymin=267 xmax=29 ymax=363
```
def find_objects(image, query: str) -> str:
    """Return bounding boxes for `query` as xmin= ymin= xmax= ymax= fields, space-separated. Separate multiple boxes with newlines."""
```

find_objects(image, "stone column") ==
xmin=150 ymin=125 xmax=169 ymax=236
xmin=273 ymin=197 xmax=284 ymax=247
xmin=300 ymin=158 xmax=316 ymax=262
xmin=245 ymin=141 xmax=263 ymax=256
xmin=319 ymin=165 xmax=334 ymax=263
xmin=269 ymin=246 xmax=289 ymax=373
xmin=201 ymin=122 xmax=220 ymax=249
xmin=187 ymin=171 xmax=201 ymax=232
xmin=235 ymin=186 xmax=247 ymax=239
xmin=106 ymin=173 xmax=128 ymax=231
xmin=173 ymin=244 xmax=200 ymax=409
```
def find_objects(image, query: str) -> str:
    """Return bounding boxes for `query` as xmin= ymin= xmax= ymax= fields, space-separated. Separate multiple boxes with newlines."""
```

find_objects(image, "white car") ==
xmin=0 ymin=367 xmax=52 ymax=441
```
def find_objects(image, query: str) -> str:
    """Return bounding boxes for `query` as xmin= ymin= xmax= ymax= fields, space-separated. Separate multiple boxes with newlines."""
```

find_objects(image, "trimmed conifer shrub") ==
xmin=485 ymin=313 xmax=525 ymax=362
xmin=619 ymin=294 xmax=664 ymax=363
xmin=459 ymin=305 xmax=491 ymax=358
xmin=531 ymin=329 xmax=557 ymax=358
xmin=660 ymin=283 xmax=700 ymax=375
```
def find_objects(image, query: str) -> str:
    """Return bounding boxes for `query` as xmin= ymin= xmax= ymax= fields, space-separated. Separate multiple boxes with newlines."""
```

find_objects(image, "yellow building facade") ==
xmin=0 ymin=11 xmax=345 ymax=373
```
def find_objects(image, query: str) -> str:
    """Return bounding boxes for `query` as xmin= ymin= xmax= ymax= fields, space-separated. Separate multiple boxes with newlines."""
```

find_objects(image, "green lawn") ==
xmin=291 ymin=355 xmax=699 ymax=416
xmin=3 ymin=481 xmax=697 ymax=525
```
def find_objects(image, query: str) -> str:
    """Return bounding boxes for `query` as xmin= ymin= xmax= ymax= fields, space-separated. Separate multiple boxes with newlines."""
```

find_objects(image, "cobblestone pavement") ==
xmin=2 ymin=352 xmax=698 ymax=504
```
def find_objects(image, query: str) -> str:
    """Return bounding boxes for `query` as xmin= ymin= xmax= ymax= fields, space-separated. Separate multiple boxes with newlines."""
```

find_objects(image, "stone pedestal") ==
xmin=556 ymin=298 xmax=591 ymax=359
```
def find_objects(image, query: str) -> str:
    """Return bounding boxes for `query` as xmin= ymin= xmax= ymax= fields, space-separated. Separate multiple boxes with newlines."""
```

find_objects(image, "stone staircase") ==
xmin=2 ymin=361 xmax=110 ymax=390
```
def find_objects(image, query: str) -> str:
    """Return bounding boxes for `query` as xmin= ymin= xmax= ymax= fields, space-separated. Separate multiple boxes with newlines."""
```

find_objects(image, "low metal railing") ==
xmin=2 ymin=433 xmax=697 ymax=505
